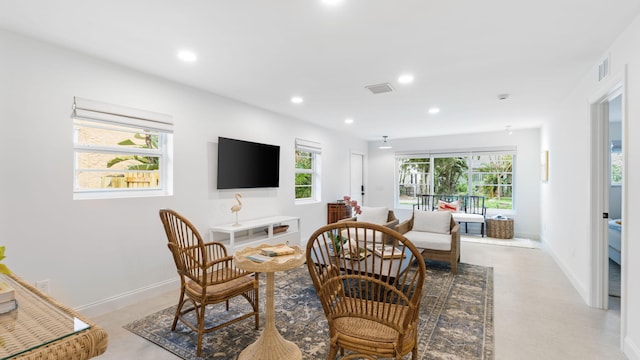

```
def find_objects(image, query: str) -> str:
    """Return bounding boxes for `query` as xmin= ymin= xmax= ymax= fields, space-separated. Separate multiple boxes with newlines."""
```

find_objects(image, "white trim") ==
xmin=588 ymin=65 xmax=627 ymax=351
xmin=75 ymin=277 xmax=179 ymax=318
xmin=624 ymin=335 xmax=640 ymax=360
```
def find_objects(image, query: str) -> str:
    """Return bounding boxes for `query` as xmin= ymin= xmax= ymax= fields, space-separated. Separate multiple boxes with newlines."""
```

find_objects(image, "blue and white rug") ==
xmin=124 ymin=262 xmax=494 ymax=359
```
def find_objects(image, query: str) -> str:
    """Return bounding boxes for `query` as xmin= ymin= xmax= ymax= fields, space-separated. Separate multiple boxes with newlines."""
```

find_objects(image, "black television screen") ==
xmin=217 ymin=137 xmax=280 ymax=189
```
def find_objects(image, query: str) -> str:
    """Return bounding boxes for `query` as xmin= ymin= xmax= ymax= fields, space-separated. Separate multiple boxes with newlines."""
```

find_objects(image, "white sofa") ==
xmin=338 ymin=206 xmax=399 ymax=243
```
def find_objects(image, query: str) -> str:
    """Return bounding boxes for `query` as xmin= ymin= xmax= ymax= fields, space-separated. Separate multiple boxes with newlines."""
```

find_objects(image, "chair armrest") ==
xmin=205 ymin=255 xmax=255 ymax=283
xmin=396 ymin=219 xmax=412 ymax=234
xmin=384 ymin=218 xmax=399 ymax=230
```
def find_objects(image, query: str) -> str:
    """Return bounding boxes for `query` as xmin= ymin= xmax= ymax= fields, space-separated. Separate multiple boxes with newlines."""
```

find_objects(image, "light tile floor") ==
xmin=93 ymin=240 xmax=624 ymax=360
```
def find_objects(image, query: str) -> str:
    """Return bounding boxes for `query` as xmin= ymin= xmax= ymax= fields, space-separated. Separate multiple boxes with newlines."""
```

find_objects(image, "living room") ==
xmin=1 ymin=1 xmax=640 ymax=359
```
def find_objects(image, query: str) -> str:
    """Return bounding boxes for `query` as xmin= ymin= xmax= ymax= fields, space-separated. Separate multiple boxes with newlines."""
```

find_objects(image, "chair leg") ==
xmin=328 ymin=343 xmax=339 ymax=359
xmin=172 ymin=288 xmax=186 ymax=331
xmin=196 ymin=302 xmax=206 ymax=357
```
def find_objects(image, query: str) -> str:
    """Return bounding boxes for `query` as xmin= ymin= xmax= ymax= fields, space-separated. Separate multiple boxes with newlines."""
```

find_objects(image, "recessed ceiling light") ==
xmin=322 ymin=0 xmax=343 ymax=5
xmin=428 ymin=107 xmax=440 ymax=114
xmin=177 ymin=50 xmax=197 ymax=62
xmin=398 ymin=74 xmax=414 ymax=84
xmin=344 ymin=118 xmax=354 ymax=124
xmin=291 ymin=96 xmax=304 ymax=104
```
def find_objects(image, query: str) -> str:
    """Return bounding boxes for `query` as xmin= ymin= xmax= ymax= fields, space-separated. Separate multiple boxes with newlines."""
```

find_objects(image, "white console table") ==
xmin=210 ymin=216 xmax=300 ymax=253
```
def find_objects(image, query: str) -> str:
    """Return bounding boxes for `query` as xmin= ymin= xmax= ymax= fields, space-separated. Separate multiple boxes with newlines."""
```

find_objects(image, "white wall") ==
xmin=0 ymin=29 xmax=367 ymax=315
xmin=366 ymin=128 xmax=541 ymax=239
xmin=540 ymin=12 xmax=640 ymax=359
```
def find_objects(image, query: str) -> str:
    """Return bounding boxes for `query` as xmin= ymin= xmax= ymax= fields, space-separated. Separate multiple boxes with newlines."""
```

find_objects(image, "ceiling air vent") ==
xmin=365 ymin=83 xmax=394 ymax=94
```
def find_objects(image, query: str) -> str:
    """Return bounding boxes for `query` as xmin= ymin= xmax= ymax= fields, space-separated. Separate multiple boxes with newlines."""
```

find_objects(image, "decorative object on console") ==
xmin=342 ymin=195 xmax=362 ymax=216
xmin=263 ymin=224 xmax=289 ymax=234
xmin=230 ymin=193 xmax=243 ymax=226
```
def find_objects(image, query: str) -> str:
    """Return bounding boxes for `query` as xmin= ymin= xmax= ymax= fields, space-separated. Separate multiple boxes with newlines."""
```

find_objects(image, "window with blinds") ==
xmin=72 ymin=97 xmax=173 ymax=199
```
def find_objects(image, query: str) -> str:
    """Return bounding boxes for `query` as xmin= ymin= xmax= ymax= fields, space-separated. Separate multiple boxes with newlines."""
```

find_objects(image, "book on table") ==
xmin=260 ymin=244 xmax=295 ymax=257
xmin=246 ymin=253 xmax=273 ymax=263
xmin=0 ymin=281 xmax=15 ymax=302
xmin=366 ymin=245 xmax=405 ymax=259
xmin=0 ymin=298 xmax=17 ymax=314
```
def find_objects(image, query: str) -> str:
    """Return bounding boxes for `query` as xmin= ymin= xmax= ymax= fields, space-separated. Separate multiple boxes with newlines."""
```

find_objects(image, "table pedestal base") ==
xmin=238 ymin=272 xmax=302 ymax=360
xmin=238 ymin=327 xmax=301 ymax=360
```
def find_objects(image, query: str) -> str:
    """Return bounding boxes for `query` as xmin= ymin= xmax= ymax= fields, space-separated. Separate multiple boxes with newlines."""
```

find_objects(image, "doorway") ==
xmin=589 ymin=76 xmax=625 ymax=350
xmin=607 ymin=94 xmax=622 ymax=307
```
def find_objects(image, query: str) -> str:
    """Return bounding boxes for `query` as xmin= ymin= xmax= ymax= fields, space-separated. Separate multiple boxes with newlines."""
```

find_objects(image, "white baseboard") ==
xmin=514 ymin=232 xmax=540 ymax=240
xmin=625 ymin=336 xmax=640 ymax=360
xmin=74 ymin=278 xmax=180 ymax=318
xmin=544 ymin=241 xmax=589 ymax=304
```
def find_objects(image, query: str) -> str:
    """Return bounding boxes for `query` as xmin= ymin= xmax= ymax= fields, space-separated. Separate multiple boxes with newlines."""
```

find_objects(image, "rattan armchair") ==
xmin=306 ymin=221 xmax=426 ymax=360
xmin=159 ymin=209 xmax=259 ymax=357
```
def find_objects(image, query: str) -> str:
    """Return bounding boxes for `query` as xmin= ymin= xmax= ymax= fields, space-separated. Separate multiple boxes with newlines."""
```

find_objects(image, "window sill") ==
xmin=73 ymin=189 xmax=172 ymax=200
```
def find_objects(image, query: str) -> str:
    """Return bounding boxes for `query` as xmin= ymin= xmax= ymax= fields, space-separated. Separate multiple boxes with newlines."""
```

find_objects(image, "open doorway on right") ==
xmin=608 ymin=94 xmax=622 ymax=309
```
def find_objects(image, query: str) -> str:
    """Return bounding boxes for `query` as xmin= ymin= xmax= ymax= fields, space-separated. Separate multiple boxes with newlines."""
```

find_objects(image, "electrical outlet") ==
xmin=35 ymin=279 xmax=50 ymax=294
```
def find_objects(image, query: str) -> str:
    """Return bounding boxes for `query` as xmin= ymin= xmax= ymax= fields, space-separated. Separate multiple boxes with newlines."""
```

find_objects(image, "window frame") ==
xmin=395 ymin=147 xmax=516 ymax=210
xmin=72 ymin=97 xmax=173 ymax=200
xmin=295 ymin=139 xmax=322 ymax=203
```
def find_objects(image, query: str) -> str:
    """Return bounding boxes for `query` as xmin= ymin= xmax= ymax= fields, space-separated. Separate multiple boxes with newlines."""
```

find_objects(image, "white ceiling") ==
xmin=1 ymin=0 xmax=639 ymax=141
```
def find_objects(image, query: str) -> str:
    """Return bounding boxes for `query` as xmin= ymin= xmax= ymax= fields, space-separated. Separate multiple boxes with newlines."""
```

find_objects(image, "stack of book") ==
xmin=367 ymin=245 xmax=405 ymax=259
xmin=0 ymin=280 xmax=17 ymax=314
xmin=260 ymin=245 xmax=295 ymax=257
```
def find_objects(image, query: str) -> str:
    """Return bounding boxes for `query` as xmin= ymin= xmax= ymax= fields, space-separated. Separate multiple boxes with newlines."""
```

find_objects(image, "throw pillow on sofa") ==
xmin=356 ymin=206 xmax=389 ymax=225
xmin=437 ymin=200 xmax=459 ymax=212
xmin=412 ymin=210 xmax=451 ymax=234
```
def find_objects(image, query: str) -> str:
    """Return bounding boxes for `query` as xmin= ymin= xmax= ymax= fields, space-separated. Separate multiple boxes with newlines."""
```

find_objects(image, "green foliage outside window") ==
xmin=295 ymin=150 xmax=313 ymax=199
xmin=398 ymin=153 xmax=514 ymax=209
xmin=108 ymin=133 xmax=159 ymax=170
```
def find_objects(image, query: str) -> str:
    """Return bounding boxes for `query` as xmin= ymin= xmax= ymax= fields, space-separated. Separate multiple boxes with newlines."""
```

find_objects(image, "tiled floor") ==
xmin=92 ymin=240 xmax=624 ymax=359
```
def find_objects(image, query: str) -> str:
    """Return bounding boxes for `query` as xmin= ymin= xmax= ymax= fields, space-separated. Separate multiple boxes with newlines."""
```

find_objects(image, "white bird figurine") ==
xmin=231 ymin=193 xmax=242 ymax=226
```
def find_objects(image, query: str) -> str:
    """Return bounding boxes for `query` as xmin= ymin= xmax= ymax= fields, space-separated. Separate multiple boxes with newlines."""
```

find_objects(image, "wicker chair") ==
xmin=306 ymin=221 xmax=426 ymax=360
xmin=158 ymin=209 xmax=259 ymax=357
xmin=396 ymin=210 xmax=461 ymax=274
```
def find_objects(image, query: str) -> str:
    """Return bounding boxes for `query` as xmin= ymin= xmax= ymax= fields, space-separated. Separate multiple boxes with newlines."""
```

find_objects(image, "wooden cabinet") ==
xmin=327 ymin=202 xmax=351 ymax=224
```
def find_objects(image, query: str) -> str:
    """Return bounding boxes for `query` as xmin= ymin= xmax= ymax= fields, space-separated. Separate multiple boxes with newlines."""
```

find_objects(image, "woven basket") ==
xmin=486 ymin=218 xmax=514 ymax=239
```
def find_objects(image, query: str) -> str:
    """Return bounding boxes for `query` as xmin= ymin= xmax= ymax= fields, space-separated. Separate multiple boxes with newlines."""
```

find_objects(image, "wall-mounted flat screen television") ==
xmin=217 ymin=137 xmax=280 ymax=189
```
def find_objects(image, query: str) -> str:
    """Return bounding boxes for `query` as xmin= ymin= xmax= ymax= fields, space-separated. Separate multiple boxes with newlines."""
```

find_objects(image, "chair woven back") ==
xmin=160 ymin=209 xmax=219 ymax=284
xmin=306 ymin=221 xmax=426 ymax=359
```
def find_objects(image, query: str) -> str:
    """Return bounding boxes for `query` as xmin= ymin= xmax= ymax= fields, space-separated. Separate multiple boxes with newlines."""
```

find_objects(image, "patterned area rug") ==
xmin=124 ymin=262 xmax=493 ymax=360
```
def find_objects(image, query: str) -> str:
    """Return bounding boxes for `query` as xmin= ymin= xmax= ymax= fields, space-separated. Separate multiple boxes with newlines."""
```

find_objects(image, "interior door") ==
xmin=350 ymin=153 xmax=364 ymax=205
